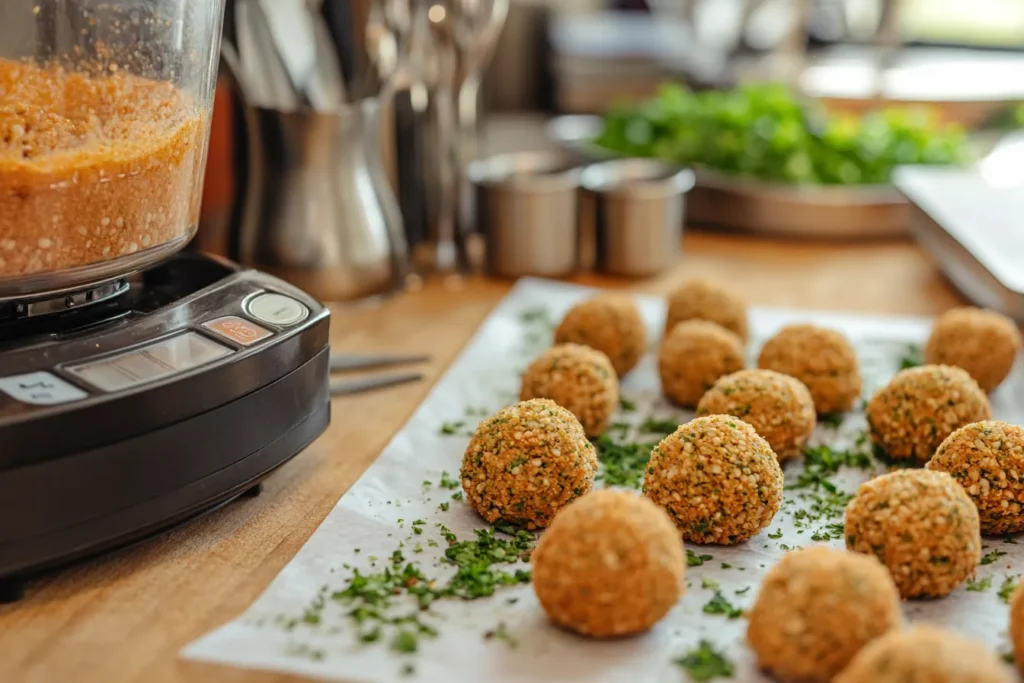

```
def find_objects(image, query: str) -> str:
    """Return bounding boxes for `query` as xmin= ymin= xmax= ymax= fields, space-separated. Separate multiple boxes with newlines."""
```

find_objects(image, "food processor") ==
xmin=0 ymin=0 xmax=331 ymax=601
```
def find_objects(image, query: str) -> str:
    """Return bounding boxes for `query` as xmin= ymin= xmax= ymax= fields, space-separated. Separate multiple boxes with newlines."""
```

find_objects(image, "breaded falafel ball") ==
xmin=928 ymin=420 xmax=1024 ymax=535
xmin=747 ymin=547 xmax=901 ymax=683
xmin=520 ymin=343 xmax=619 ymax=438
xmin=866 ymin=364 xmax=991 ymax=464
xmin=844 ymin=469 xmax=982 ymax=598
xmin=461 ymin=399 xmax=598 ymax=530
xmin=757 ymin=324 xmax=862 ymax=415
xmin=659 ymin=320 xmax=745 ymax=408
xmin=834 ymin=626 xmax=1011 ymax=683
xmin=1010 ymin=583 xmax=1024 ymax=676
xmin=554 ymin=294 xmax=647 ymax=377
xmin=643 ymin=415 xmax=784 ymax=544
xmin=695 ymin=369 xmax=816 ymax=461
xmin=925 ymin=306 xmax=1022 ymax=393
xmin=531 ymin=489 xmax=685 ymax=638
xmin=664 ymin=278 xmax=749 ymax=343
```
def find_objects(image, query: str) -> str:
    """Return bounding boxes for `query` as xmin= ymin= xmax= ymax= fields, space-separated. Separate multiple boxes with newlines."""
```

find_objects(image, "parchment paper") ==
xmin=183 ymin=277 xmax=1024 ymax=682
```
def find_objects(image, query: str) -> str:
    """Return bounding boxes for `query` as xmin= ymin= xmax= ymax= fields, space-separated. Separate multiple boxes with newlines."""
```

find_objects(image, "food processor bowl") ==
xmin=0 ymin=0 xmax=226 ymax=300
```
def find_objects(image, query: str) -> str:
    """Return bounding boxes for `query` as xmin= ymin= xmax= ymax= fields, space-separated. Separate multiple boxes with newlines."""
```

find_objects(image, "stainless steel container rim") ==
xmin=467 ymin=151 xmax=580 ymax=192
xmin=580 ymin=158 xmax=696 ymax=197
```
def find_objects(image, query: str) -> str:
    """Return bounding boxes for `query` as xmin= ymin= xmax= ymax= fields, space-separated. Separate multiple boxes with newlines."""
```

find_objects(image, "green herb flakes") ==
xmin=638 ymin=417 xmax=679 ymax=436
xmin=899 ymin=344 xmax=924 ymax=370
xmin=1000 ymin=575 xmax=1021 ymax=604
xmin=700 ymin=576 xmax=720 ymax=590
xmin=440 ymin=421 xmax=466 ymax=435
xmin=966 ymin=576 xmax=993 ymax=592
xmin=438 ymin=502 xmax=450 ymax=512
xmin=687 ymin=550 xmax=713 ymax=567
xmin=768 ymin=529 xmax=783 ymax=540
xmin=619 ymin=397 xmax=637 ymax=412
xmin=439 ymin=471 xmax=460 ymax=489
xmin=484 ymin=622 xmax=519 ymax=648
xmin=702 ymin=591 xmax=743 ymax=619
xmin=595 ymin=434 xmax=657 ymax=488
xmin=675 ymin=640 xmax=735 ymax=681
xmin=981 ymin=549 xmax=1008 ymax=566
xmin=392 ymin=630 xmax=418 ymax=654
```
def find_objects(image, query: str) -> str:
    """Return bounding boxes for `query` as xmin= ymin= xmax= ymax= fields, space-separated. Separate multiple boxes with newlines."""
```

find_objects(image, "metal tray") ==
xmin=546 ymin=114 xmax=910 ymax=240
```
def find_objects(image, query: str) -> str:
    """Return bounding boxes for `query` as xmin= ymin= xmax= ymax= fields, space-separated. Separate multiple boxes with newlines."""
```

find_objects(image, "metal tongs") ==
xmin=328 ymin=353 xmax=430 ymax=396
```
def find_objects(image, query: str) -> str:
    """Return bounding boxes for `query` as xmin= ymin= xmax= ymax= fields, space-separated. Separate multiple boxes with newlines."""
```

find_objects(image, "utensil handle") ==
xmin=329 ymin=372 xmax=424 ymax=396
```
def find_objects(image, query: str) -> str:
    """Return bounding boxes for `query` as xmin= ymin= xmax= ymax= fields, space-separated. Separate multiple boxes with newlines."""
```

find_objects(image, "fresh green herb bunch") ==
xmin=594 ymin=82 xmax=969 ymax=186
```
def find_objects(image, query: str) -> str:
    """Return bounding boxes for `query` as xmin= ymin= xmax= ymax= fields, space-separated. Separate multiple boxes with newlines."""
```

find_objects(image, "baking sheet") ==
xmin=183 ymin=277 xmax=1024 ymax=682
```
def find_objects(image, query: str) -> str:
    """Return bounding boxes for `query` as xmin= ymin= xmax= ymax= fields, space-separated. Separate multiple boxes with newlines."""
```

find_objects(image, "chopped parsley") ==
xmin=720 ymin=562 xmax=733 ymax=569
xmin=440 ymin=421 xmax=467 ymax=435
xmin=788 ymin=444 xmax=871 ymax=492
xmin=451 ymin=492 xmax=464 ymax=501
xmin=638 ymin=417 xmax=679 ymax=436
xmin=675 ymin=640 xmax=735 ymax=681
xmin=768 ymin=529 xmax=783 ymax=539
xmin=484 ymin=622 xmax=519 ymax=648
xmin=438 ymin=471 xmax=460 ymax=489
xmin=438 ymin=502 xmax=450 ymax=512
xmin=981 ymin=549 xmax=1008 ymax=566
xmin=810 ymin=523 xmax=846 ymax=542
xmin=734 ymin=586 xmax=751 ymax=595
xmin=966 ymin=576 xmax=993 ymax=592
xmin=392 ymin=630 xmax=419 ymax=654
xmin=595 ymin=434 xmax=657 ymax=488
xmin=819 ymin=413 xmax=845 ymax=428
xmin=619 ymin=396 xmax=637 ymax=412
xmin=700 ymin=576 xmax=720 ymax=590
xmin=702 ymin=591 xmax=743 ymax=619
xmin=899 ymin=344 xmax=924 ymax=370
xmin=1000 ymin=575 xmax=1020 ymax=603
xmin=687 ymin=550 xmax=714 ymax=567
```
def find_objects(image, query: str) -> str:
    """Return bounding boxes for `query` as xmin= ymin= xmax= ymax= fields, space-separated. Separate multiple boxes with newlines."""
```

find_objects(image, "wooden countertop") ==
xmin=0 ymin=232 xmax=964 ymax=683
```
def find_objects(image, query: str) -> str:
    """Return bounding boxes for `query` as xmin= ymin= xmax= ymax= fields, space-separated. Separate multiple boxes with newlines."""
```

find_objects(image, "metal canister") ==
xmin=579 ymin=159 xmax=695 ymax=278
xmin=466 ymin=151 xmax=581 ymax=278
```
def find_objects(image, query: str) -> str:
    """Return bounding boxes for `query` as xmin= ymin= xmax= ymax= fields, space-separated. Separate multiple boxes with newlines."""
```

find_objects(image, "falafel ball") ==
xmin=757 ymin=324 xmax=862 ymax=415
xmin=695 ymin=369 xmax=816 ymax=461
xmin=866 ymin=364 xmax=991 ymax=464
xmin=461 ymin=399 xmax=598 ymax=530
xmin=1010 ymin=583 xmax=1024 ymax=677
xmin=531 ymin=489 xmax=685 ymax=638
xmin=747 ymin=546 xmax=902 ymax=683
xmin=520 ymin=343 xmax=619 ymax=438
xmin=928 ymin=420 xmax=1024 ymax=535
xmin=834 ymin=626 xmax=1011 ymax=683
xmin=659 ymin=320 xmax=745 ymax=408
xmin=554 ymin=294 xmax=647 ymax=377
xmin=664 ymin=278 xmax=749 ymax=343
xmin=844 ymin=469 xmax=982 ymax=599
xmin=643 ymin=415 xmax=784 ymax=544
xmin=925 ymin=306 xmax=1022 ymax=393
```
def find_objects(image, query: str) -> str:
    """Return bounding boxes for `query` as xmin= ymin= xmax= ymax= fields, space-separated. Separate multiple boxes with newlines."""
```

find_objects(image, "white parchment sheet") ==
xmin=183 ymin=277 xmax=1024 ymax=682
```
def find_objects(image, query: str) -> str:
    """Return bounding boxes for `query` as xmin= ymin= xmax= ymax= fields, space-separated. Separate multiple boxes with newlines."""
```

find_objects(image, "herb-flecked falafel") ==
xmin=757 ymin=324 xmax=862 ymax=415
xmin=925 ymin=306 xmax=1021 ymax=393
xmin=659 ymin=320 xmax=745 ymax=408
xmin=554 ymin=294 xmax=647 ymax=377
xmin=928 ymin=420 xmax=1024 ymax=535
xmin=664 ymin=278 xmax=749 ymax=343
xmin=461 ymin=399 xmax=597 ymax=530
xmin=747 ymin=546 xmax=902 ymax=683
xmin=834 ymin=626 xmax=1011 ymax=683
xmin=866 ymin=364 xmax=991 ymax=464
xmin=531 ymin=489 xmax=685 ymax=638
xmin=643 ymin=415 xmax=784 ymax=544
xmin=844 ymin=469 xmax=982 ymax=598
xmin=520 ymin=343 xmax=619 ymax=437
xmin=695 ymin=369 xmax=816 ymax=461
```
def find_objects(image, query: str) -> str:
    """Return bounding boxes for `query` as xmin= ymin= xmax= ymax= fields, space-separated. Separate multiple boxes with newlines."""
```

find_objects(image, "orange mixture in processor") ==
xmin=0 ymin=59 xmax=204 ymax=279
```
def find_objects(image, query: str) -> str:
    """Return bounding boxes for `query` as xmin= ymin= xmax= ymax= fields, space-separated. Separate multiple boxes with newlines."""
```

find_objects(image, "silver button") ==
xmin=247 ymin=293 xmax=309 ymax=327
xmin=0 ymin=371 xmax=88 ymax=405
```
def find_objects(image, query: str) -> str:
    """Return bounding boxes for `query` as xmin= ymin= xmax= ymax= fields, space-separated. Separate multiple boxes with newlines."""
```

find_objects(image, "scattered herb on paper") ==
xmin=819 ymin=413 xmax=845 ymax=428
xmin=981 ymin=549 xmax=1008 ymax=566
xmin=484 ymin=622 xmax=519 ymax=648
xmin=675 ymin=640 xmax=735 ymax=681
xmin=638 ymin=417 xmax=679 ymax=436
xmin=595 ymin=434 xmax=658 ymax=488
xmin=619 ymin=396 xmax=637 ymax=412
xmin=438 ymin=471 xmax=460 ymax=489
xmin=899 ymin=344 xmax=924 ymax=370
xmin=1000 ymin=575 xmax=1021 ymax=604
xmin=687 ymin=550 xmax=713 ymax=567
xmin=966 ymin=576 xmax=993 ymax=592
xmin=702 ymin=591 xmax=744 ymax=619
xmin=700 ymin=576 xmax=720 ymax=590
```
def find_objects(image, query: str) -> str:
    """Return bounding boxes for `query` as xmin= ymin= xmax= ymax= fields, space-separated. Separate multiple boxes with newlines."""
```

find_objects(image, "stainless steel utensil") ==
xmin=235 ymin=0 xmax=302 ymax=109
xmin=229 ymin=98 xmax=409 ymax=301
xmin=579 ymin=160 xmax=695 ymax=277
xmin=330 ymin=372 xmax=425 ymax=396
xmin=466 ymin=151 xmax=581 ymax=278
xmin=329 ymin=353 xmax=431 ymax=371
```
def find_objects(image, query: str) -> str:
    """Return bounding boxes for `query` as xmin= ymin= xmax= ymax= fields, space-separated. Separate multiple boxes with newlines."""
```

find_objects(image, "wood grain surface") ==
xmin=0 ymin=231 xmax=964 ymax=683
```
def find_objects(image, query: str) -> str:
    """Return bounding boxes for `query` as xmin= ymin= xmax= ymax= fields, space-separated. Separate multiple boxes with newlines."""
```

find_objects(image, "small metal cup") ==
xmin=466 ymin=152 xmax=581 ymax=278
xmin=579 ymin=159 xmax=695 ymax=277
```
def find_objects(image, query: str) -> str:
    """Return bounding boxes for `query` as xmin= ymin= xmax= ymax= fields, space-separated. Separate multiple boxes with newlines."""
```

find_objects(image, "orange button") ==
xmin=202 ymin=316 xmax=273 ymax=346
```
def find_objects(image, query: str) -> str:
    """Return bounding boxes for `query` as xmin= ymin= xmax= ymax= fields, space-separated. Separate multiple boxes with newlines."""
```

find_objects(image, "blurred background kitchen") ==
xmin=186 ymin=0 xmax=1023 ymax=318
